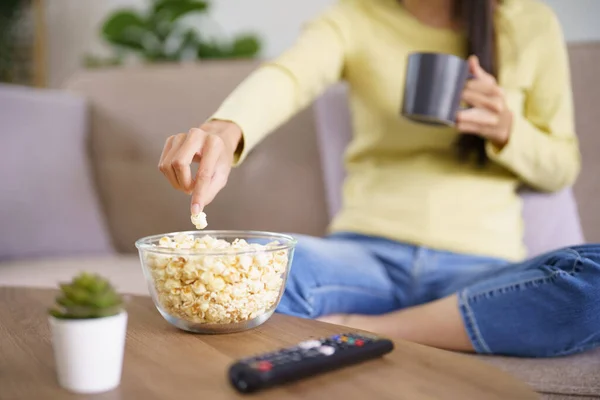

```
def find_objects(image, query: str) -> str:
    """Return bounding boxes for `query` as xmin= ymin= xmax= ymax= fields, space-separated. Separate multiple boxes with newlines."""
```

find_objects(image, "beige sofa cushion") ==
xmin=477 ymin=352 xmax=600 ymax=399
xmin=65 ymin=62 xmax=329 ymax=253
xmin=570 ymin=43 xmax=600 ymax=243
xmin=0 ymin=255 xmax=147 ymax=295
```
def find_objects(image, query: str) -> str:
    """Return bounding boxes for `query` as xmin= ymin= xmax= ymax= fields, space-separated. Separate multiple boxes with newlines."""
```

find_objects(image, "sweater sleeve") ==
xmin=207 ymin=6 xmax=353 ymax=165
xmin=486 ymin=10 xmax=581 ymax=192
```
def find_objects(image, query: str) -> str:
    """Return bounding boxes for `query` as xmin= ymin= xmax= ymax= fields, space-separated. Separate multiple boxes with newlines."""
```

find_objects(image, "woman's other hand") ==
xmin=158 ymin=120 xmax=242 ymax=215
xmin=457 ymin=55 xmax=513 ymax=149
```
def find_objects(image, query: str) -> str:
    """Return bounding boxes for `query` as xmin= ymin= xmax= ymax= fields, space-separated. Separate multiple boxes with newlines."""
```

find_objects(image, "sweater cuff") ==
xmin=485 ymin=113 xmax=535 ymax=173
xmin=206 ymin=113 xmax=259 ymax=167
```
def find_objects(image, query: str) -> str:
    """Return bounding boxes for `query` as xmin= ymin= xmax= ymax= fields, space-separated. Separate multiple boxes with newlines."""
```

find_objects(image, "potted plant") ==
xmin=84 ymin=0 xmax=262 ymax=68
xmin=48 ymin=272 xmax=127 ymax=394
xmin=0 ymin=0 xmax=26 ymax=83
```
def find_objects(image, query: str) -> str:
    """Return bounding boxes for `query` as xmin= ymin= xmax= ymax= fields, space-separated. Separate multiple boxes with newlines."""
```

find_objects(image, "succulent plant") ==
xmin=49 ymin=273 xmax=124 ymax=319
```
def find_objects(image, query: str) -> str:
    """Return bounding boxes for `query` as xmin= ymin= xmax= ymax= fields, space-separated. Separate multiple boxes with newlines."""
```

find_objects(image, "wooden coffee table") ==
xmin=0 ymin=287 xmax=538 ymax=399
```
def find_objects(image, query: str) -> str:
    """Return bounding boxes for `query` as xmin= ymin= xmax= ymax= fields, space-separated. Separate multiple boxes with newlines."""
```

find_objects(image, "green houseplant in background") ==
xmin=86 ymin=0 xmax=262 ymax=68
xmin=0 ymin=0 xmax=26 ymax=83
xmin=48 ymin=273 xmax=128 ymax=394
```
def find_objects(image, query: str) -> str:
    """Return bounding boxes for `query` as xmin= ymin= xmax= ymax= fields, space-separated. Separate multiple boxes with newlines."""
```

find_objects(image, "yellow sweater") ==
xmin=209 ymin=0 xmax=580 ymax=261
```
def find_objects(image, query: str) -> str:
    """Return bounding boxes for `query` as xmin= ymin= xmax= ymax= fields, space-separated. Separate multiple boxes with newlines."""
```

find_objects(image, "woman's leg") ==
xmin=322 ymin=244 xmax=600 ymax=357
xmin=456 ymin=245 xmax=600 ymax=357
xmin=276 ymin=234 xmax=401 ymax=319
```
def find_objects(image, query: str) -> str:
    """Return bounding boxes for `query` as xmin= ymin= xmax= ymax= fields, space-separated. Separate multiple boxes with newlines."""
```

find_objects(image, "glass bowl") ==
xmin=135 ymin=230 xmax=297 ymax=334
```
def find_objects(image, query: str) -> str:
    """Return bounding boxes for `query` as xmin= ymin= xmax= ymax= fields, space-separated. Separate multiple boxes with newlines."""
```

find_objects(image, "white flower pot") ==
xmin=49 ymin=311 xmax=128 ymax=394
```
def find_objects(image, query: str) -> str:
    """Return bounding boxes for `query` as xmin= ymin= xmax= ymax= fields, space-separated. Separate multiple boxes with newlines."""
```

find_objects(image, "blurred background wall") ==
xmin=35 ymin=0 xmax=600 ymax=88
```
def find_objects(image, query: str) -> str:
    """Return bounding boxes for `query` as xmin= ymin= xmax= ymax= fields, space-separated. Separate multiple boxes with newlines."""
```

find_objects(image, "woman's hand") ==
xmin=457 ymin=55 xmax=513 ymax=149
xmin=158 ymin=120 xmax=242 ymax=215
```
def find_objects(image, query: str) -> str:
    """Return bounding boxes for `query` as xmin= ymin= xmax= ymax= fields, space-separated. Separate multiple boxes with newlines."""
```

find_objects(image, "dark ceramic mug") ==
xmin=401 ymin=52 xmax=470 ymax=126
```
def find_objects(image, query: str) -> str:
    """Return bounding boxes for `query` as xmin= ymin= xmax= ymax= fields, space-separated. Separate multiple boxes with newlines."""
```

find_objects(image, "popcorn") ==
xmin=191 ymin=212 xmax=208 ymax=230
xmin=145 ymin=233 xmax=288 ymax=324
xmin=208 ymin=277 xmax=226 ymax=292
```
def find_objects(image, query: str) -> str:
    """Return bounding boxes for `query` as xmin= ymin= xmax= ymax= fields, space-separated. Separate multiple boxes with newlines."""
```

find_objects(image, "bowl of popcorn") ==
xmin=135 ymin=230 xmax=297 ymax=334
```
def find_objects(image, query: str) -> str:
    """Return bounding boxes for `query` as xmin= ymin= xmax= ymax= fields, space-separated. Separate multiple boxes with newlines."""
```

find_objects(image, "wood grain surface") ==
xmin=0 ymin=287 xmax=539 ymax=400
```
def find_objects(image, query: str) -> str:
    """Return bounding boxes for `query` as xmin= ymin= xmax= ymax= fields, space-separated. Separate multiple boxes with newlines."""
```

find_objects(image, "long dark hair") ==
xmin=453 ymin=0 xmax=498 ymax=167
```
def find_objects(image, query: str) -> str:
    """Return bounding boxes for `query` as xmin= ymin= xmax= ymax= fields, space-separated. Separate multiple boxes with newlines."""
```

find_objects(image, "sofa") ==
xmin=1 ymin=42 xmax=599 ymax=399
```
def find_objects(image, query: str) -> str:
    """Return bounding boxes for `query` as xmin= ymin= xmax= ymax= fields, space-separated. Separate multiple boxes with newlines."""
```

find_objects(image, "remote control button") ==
xmin=269 ymin=357 xmax=282 ymax=365
xmin=341 ymin=336 xmax=348 ymax=342
xmin=318 ymin=346 xmax=335 ymax=356
xmin=358 ymin=333 xmax=379 ymax=340
xmin=347 ymin=338 xmax=355 ymax=345
xmin=299 ymin=340 xmax=322 ymax=349
xmin=258 ymin=361 xmax=272 ymax=372
xmin=355 ymin=339 xmax=365 ymax=347
xmin=305 ymin=349 xmax=321 ymax=358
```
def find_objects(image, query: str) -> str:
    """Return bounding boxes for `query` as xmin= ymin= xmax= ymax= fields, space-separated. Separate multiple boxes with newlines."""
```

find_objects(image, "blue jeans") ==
xmin=276 ymin=232 xmax=600 ymax=358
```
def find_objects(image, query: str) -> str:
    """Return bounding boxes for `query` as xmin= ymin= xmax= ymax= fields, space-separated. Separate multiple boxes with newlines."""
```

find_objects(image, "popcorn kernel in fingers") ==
xmin=191 ymin=212 xmax=208 ymax=230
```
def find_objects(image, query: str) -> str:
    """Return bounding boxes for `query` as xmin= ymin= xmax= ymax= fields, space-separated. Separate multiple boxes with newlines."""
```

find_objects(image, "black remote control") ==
xmin=228 ymin=332 xmax=394 ymax=394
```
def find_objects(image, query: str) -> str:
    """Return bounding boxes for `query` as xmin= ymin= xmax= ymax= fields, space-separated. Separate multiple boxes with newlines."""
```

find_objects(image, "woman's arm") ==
xmin=485 ymin=11 xmax=581 ymax=192
xmin=207 ymin=5 xmax=354 ymax=165
xmin=159 ymin=5 xmax=354 ymax=213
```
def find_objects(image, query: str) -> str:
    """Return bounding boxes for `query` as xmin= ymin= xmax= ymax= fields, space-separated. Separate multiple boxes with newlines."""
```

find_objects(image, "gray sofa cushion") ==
xmin=0 ymin=84 xmax=113 ymax=261
xmin=520 ymin=188 xmax=585 ymax=258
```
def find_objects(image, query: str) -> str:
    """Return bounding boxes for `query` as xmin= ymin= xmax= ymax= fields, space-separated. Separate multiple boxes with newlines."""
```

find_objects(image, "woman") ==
xmin=158 ymin=0 xmax=600 ymax=357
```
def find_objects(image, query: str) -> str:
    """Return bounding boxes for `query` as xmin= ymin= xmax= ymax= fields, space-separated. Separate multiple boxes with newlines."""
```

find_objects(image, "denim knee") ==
xmin=557 ymin=246 xmax=600 ymax=355
xmin=459 ymin=246 xmax=600 ymax=357
xmin=276 ymin=235 xmax=323 ymax=318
